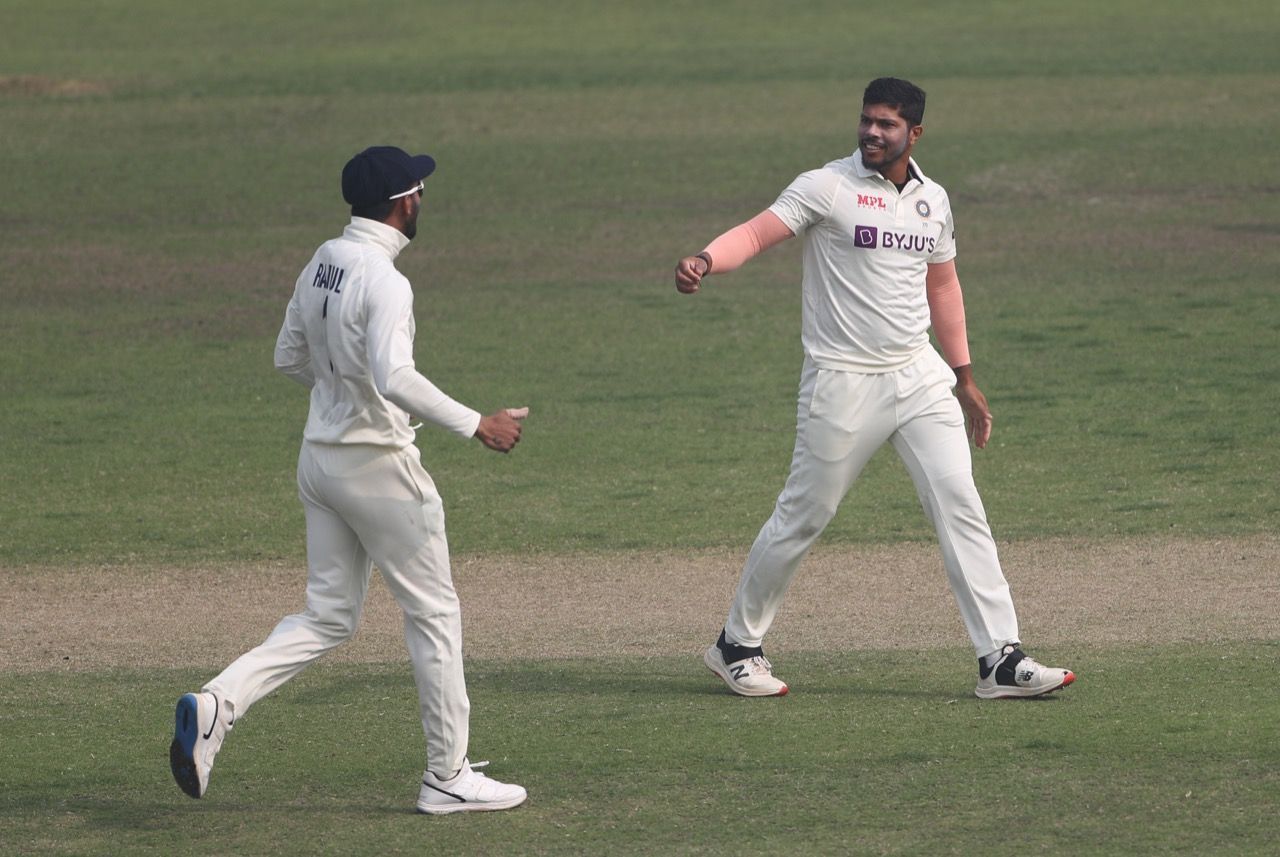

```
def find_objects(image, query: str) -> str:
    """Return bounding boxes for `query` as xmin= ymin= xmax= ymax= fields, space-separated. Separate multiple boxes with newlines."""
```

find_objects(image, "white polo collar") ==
xmin=850 ymin=150 xmax=929 ymax=187
xmin=344 ymin=216 xmax=411 ymax=260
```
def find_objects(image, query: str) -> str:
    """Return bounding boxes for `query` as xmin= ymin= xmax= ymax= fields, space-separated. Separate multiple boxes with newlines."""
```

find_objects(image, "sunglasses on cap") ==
xmin=389 ymin=180 xmax=424 ymax=200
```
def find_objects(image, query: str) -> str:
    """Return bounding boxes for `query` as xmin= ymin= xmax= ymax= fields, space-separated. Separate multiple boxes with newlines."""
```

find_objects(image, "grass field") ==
xmin=2 ymin=1 xmax=1278 ymax=854
xmin=3 ymin=644 xmax=1277 ymax=855
xmin=4 ymin=0 xmax=1278 ymax=564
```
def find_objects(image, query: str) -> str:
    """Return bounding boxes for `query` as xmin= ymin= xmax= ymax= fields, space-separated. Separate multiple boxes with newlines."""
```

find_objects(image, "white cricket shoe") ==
xmin=170 ymin=691 xmax=234 ymax=798
xmin=704 ymin=644 xmax=789 ymax=697
xmin=975 ymin=644 xmax=1076 ymax=699
xmin=416 ymin=760 xmax=527 ymax=814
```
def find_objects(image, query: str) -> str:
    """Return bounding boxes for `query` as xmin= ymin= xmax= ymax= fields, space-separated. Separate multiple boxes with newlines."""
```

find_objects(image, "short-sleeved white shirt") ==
xmin=768 ymin=151 xmax=956 ymax=372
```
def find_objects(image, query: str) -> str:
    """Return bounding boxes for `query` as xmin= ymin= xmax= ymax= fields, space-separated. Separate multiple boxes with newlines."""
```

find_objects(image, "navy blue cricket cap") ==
xmin=340 ymin=146 xmax=436 ymax=208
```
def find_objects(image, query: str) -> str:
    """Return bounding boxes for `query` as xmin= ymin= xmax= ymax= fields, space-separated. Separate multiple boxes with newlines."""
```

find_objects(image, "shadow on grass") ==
xmin=0 ymin=793 xmax=407 ymax=823
xmin=276 ymin=655 xmax=1062 ymax=704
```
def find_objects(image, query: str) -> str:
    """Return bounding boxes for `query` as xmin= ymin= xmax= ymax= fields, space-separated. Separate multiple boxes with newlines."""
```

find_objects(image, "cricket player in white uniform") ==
xmin=171 ymin=146 xmax=528 ymax=814
xmin=675 ymin=78 xmax=1075 ymax=700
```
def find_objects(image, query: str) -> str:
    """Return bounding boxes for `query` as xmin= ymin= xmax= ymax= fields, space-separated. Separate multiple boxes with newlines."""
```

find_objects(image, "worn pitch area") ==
xmin=4 ymin=535 xmax=1276 ymax=673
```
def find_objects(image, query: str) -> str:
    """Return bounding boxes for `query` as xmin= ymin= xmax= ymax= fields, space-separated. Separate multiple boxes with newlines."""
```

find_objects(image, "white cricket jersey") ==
xmin=274 ymin=217 xmax=481 ymax=449
xmin=768 ymin=150 xmax=956 ymax=372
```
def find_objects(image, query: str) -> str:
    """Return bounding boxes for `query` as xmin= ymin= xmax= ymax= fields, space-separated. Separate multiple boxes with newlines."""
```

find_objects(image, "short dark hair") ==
xmin=351 ymin=199 xmax=396 ymax=221
xmin=862 ymin=77 xmax=926 ymax=126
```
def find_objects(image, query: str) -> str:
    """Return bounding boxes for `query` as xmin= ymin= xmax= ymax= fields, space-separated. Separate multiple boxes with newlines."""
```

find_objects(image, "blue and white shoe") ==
xmin=170 ymin=692 xmax=234 ymax=798
xmin=416 ymin=760 xmax=527 ymax=814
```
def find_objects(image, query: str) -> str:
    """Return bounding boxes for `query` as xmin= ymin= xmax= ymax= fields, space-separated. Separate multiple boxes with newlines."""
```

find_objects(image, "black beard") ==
xmin=862 ymin=139 xmax=904 ymax=166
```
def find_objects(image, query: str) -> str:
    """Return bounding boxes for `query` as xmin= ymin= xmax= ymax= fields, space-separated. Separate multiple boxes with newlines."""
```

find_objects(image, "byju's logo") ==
xmin=854 ymin=225 xmax=879 ymax=248
xmin=852 ymin=224 xmax=936 ymax=254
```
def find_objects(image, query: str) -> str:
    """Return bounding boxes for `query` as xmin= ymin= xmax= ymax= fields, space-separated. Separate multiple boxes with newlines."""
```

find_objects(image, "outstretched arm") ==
xmin=675 ymin=210 xmax=794 ymax=294
xmin=366 ymin=279 xmax=530 ymax=452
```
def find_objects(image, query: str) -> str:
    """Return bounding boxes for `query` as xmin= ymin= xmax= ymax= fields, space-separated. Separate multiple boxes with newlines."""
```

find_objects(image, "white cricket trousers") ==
xmin=724 ymin=349 xmax=1020 ymax=656
xmin=205 ymin=441 xmax=469 ymax=777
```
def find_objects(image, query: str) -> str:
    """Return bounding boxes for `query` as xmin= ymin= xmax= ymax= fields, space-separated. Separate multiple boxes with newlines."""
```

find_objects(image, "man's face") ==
xmin=857 ymin=103 xmax=921 ymax=175
xmin=403 ymin=187 xmax=423 ymax=240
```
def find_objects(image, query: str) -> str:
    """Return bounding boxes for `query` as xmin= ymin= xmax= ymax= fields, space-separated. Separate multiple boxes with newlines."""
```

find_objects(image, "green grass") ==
xmin=2 ymin=1 xmax=1279 ymax=564
xmin=2 ymin=2 xmax=1279 ymax=854
xmin=3 ymin=643 xmax=1277 ymax=855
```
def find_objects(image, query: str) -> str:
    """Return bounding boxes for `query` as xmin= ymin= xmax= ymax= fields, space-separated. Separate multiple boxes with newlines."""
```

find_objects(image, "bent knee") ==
xmin=299 ymin=607 xmax=361 ymax=641
xmin=774 ymin=498 xmax=839 ymax=542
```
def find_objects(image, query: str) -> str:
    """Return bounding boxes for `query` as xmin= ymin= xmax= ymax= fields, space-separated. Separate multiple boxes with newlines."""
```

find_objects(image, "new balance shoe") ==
xmin=975 ymin=644 xmax=1076 ymax=699
xmin=170 ymin=691 xmax=234 ymax=798
xmin=704 ymin=643 xmax=788 ymax=697
xmin=416 ymin=760 xmax=527 ymax=814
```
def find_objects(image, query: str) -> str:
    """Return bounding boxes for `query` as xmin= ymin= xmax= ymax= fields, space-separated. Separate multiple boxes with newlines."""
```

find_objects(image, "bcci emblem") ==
xmin=915 ymin=200 xmax=931 ymax=218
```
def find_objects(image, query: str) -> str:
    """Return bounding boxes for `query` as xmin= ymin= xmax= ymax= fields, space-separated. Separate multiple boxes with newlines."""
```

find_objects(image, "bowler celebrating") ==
xmin=675 ymin=78 xmax=1075 ymax=700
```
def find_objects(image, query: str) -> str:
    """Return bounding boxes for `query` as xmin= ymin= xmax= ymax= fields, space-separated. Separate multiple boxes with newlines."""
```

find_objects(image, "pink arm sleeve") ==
xmin=925 ymin=260 xmax=971 ymax=368
xmin=700 ymin=210 xmax=794 ymax=273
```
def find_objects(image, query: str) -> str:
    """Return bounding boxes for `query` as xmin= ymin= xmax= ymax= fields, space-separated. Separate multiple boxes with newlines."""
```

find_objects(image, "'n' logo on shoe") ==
xmin=730 ymin=664 xmax=749 ymax=681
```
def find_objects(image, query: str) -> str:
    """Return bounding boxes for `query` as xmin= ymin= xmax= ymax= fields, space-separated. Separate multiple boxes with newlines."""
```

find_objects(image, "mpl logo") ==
xmin=853 ymin=225 xmax=879 ymax=248
xmin=857 ymin=193 xmax=887 ymax=210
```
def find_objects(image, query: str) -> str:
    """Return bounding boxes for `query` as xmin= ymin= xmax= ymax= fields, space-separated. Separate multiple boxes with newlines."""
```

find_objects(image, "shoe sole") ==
xmin=703 ymin=648 xmax=788 ymax=698
xmin=170 ymin=694 xmax=202 ymax=799
xmin=975 ymin=670 xmax=1076 ymax=700
xmin=416 ymin=793 xmax=528 ymax=815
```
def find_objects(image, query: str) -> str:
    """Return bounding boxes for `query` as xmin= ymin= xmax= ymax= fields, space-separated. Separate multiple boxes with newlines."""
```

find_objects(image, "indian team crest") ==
xmin=915 ymin=199 xmax=931 ymax=218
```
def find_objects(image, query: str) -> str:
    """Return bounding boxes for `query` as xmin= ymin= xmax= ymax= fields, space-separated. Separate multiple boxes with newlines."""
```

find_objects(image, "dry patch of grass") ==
xmin=0 ymin=75 xmax=110 ymax=98
xmin=3 ymin=535 xmax=1276 ymax=674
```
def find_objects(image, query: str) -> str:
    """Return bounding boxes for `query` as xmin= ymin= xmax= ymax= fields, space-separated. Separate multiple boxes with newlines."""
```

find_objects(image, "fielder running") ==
xmin=675 ymin=78 xmax=1075 ymax=700
xmin=170 ymin=146 xmax=528 ymax=813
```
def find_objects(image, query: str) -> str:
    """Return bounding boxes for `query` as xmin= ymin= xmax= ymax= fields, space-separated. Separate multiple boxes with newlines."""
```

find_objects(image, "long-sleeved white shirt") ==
xmin=274 ymin=217 xmax=481 ymax=448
